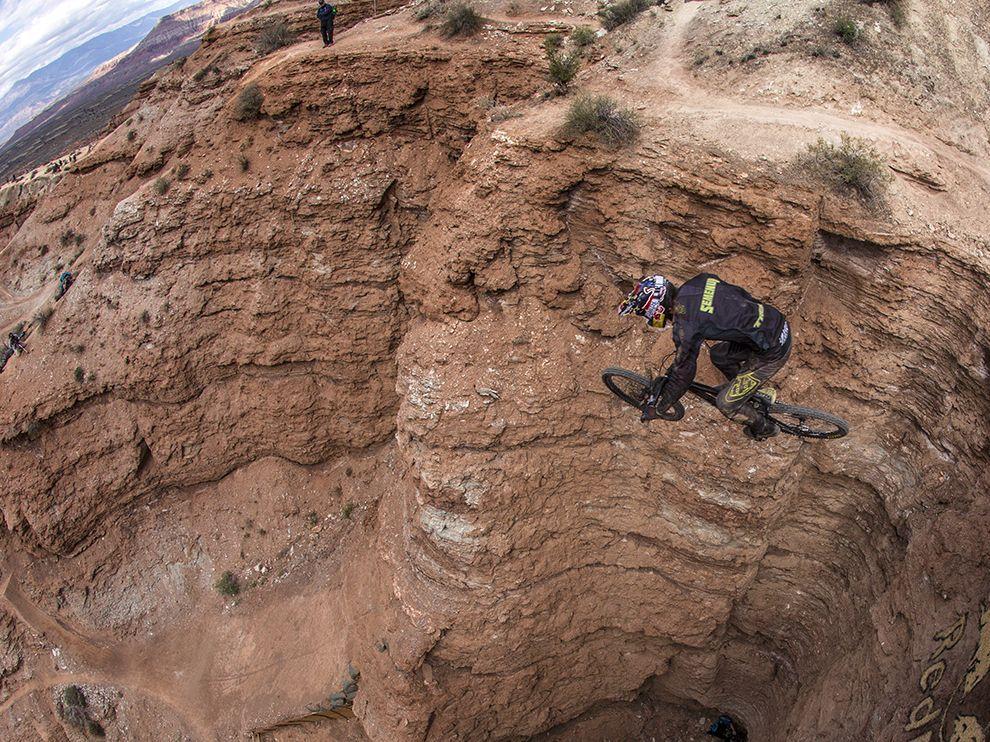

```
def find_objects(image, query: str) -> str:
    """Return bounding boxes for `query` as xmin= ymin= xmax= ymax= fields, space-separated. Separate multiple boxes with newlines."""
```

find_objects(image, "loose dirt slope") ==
xmin=0 ymin=0 xmax=988 ymax=740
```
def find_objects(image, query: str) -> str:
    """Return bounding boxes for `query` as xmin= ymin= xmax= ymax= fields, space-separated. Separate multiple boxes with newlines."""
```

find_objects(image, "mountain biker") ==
xmin=618 ymin=273 xmax=792 ymax=439
xmin=7 ymin=331 xmax=26 ymax=355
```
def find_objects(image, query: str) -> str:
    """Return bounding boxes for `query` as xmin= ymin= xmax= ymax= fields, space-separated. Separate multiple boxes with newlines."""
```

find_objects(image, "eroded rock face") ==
xmin=1 ymin=1 xmax=989 ymax=740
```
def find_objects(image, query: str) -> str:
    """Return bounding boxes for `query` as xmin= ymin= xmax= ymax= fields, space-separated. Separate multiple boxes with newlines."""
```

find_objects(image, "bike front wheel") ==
xmin=766 ymin=402 xmax=849 ymax=439
xmin=601 ymin=368 xmax=685 ymax=421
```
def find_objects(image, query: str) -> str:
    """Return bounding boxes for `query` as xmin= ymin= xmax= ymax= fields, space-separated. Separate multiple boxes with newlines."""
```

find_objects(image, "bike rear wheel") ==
xmin=601 ymin=368 xmax=685 ymax=421
xmin=766 ymin=402 xmax=849 ymax=439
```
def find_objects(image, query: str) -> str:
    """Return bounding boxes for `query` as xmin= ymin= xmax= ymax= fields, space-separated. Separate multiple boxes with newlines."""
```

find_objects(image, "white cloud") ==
xmin=0 ymin=0 xmax=198 ymax=101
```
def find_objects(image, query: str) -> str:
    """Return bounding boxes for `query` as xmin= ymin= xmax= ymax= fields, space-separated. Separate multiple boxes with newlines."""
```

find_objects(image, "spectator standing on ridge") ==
xmin=317 ymin=0 xmax=337 ymax=47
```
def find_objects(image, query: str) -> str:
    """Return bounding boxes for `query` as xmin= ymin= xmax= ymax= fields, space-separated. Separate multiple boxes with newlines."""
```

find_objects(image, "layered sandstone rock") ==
xmin=0 ymin=0 xmax=988 ymax=740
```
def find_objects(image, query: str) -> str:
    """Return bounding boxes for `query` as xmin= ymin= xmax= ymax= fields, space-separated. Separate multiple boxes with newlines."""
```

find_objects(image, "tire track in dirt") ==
xmin=0 ymin=572 xmax=210 ymax=738
xmin=647 ymin=0 xmax=990 ymax=189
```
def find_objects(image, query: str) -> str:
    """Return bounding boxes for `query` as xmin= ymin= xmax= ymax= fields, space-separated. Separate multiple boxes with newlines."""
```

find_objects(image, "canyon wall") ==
xmin=0 ymin=0 xmax=988 ymax=739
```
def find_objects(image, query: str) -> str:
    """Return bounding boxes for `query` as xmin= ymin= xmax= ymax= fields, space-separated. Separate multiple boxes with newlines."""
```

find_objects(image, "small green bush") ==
xmin=175 ymin=163 xmax=190 ymax=180
xmin=153 ymin=178 xmax=170 ymax=195
xmin=238 ymin=154 xmax=251 ymax=172
xmin=571 ymin=26 xmax=597 ymax=47
xmin=215 ymin=571 xmax=240 ymax=596
xmin=233 ymin=83 xmax=265 ymax=122
xmin=543 ymin=32 xmax=563 ymax=56
xmin=63 ymin=686 xmax=86 ymax=708
xmin=74 ymin=366 xmax=85 ymax=382
xmin=126 ymin=129 xmax=137 ymax=142
xmin=254 ymin=21 xmax=297 ymax=55
xmin=797 ymin=134 xmax=892 ymax=203
xmin=548 ymin=51 xmax=581 ymax=92
xmin=342 ymin=502 xmax=354 ymax=519
xmin=598 ymin=0 xmax=655 ymax=30
xmin=141 ymin=310 xmax=151 ymax=324
xmin=442 ymin=4 xmax=483 ymax=36
xmin=563 ymin=94 xmax=639 ymax=146
xmin=833 ymin=17 xmax=860 ymax=43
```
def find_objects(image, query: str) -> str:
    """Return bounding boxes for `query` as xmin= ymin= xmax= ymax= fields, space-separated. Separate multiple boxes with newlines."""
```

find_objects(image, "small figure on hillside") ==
xmin=8 ymin=331 xmax=26 ymax=355
xmin=55 ymin=271 xmax=74 ymax=300
xmin=317 ymin=0 xmax=338 ymax=47
xmin=707 ymin=714 xmax=746 ymax=742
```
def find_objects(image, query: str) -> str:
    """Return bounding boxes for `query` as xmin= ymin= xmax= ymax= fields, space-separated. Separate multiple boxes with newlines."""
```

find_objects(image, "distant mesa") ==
xmin=0 ymin=0 xmax=260 ymax=183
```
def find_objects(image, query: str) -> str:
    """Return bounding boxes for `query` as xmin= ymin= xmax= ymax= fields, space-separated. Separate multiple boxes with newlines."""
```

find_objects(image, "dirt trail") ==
xmin=640 ymin=0 xmax=990 ymax=188
xmin=1 ymin=571 xmax=210 ymax=737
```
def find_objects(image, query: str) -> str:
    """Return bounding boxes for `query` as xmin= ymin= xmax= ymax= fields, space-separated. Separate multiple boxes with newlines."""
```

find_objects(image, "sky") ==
xmin=0 ymin=0 xmax=199 ymax=101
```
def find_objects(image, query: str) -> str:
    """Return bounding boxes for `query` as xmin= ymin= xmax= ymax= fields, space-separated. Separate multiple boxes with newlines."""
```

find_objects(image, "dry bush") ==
xmin=442 ymin=4 xmax=483 ymax=36
xmin=153 ymin=177 xmax=170 ymax=195
xmin=254 ymin=21 xmax=297 ymax=55
xmin=598 ymin=0 xmax=655 ymax=30
xmin=563 ymin=94 xmax=639 ymax=146
xmin=797 ymin=134 xmax=892 ymax=204
xmin=571 ymin=26 xmax=597 ymax=47
xmin=233 ymin=84 xmax=265 ymax=121
xmin=833 ymin=16 xmax=860 ymax=43
xmin=548 ymin=51 xmax=581 ymax=92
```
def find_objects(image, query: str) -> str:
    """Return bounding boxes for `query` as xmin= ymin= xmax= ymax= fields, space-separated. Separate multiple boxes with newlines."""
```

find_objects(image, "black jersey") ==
xmin=659 ymin=273 xmax=788 ymax=407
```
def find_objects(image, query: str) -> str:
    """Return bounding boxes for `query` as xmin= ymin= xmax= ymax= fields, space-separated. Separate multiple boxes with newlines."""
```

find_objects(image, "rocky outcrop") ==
xmin=0 ymin=1 xmax=988 ymax=740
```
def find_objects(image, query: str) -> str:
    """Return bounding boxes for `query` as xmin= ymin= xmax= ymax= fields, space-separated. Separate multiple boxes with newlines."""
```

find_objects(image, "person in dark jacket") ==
xmin=618 ymin=273 xmax=791 ymax=439
xmin=317 ymin=0 xmax=337 ymax=47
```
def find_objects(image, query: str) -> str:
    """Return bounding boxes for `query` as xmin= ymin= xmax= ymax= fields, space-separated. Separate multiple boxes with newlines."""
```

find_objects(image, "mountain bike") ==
xmin=601 ymin=367 xmax=849 ymax=439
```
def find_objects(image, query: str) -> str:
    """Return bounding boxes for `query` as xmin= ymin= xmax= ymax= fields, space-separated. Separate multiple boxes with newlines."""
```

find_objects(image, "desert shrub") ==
xmin=543 ymin=32 xmax=563 ymax=56
xmin=175 ymin=163 xmax=190 ymax=180
xmin=504 ymin=1 xmax=522 ymax=16
xmin=34 ymin=306 xmax=54 ymax=329
xmin=306 ymin=511 xmax=319 ymax=526
xmin=74 ymin=366 xmax=85 ymax=382
xmin=598 ymin=0 xmax=655 ymax=30
xmin=563 ymin=94 xmax=639 ymax=146
xmin=203 ymin=25 xmax=219 ymax=44
xmin=237 ymin=154 xmax=251 ymax=172
xmin=141 ymin=310 xmax=151 ymax=324
xmin=547 ymin=51 xmax=581 ymax=92
xmin=442 ymin=4 xmax=483 ymax=36
xmin=490 ymin=106 xmax=521 ymax=123
xmin=797 ymin=134 xmax=892 ymax=203
xmin=63 ymin=686 xmax=86 ymax=708
xmin=233 ymin=84 xmax=265 ymax=121
xmin=254 ymin=21 xmax=297 ymax=55
xmin=871 ymin=0 xmax=907 ymax=26
xmin=59 ymin=229 xmax=76 ymax=247
xmin=571 ymin=26 xmax=597 ymax=47
xmin=342 ymin=502 xmax=354 ymax=519
xmin=833 ymin=16 xmax=860 ymax=43
xmin=127 ymin=129 xmax=137 ymax=142
xmin=415 ymin=0 xmax=445 ymax=20
xmin=153 ymin=177 xmax=170 ymax=195
xmin=215 ymin=571 xmax=240 ymax=596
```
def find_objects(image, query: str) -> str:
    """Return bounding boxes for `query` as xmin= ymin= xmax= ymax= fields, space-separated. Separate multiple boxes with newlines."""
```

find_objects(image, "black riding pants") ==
xmin=711 ymin=326 xmax=792 ymax=424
